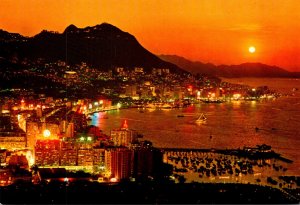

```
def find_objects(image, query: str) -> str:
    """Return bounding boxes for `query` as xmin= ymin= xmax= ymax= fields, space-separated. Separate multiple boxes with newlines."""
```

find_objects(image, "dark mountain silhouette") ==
xmin=0 ymin=23 xmax=185 ymax=73
xmin=0 ymin=29 xmax=26 ymax=42
xmin=217 ymin=63 xmax=292 ymax=78
xmin=1 ymin=24 xmax=298 ymax=77
xmin=159 ymin=55 xmax=299 ymax=78
xmin=159 ymin=55 xmax=219 ymax=76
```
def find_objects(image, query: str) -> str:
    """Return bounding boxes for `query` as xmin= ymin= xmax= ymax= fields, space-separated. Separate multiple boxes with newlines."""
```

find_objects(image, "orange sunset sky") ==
xmin=1 ymin=0 xmax=300 ymax=71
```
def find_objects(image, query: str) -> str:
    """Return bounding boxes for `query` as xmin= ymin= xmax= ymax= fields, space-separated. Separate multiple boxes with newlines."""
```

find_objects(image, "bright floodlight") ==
xmin=110 ymin=178 xmax=117 ymax=182
xmin=43 ymin=129 xmax=51 ymax=138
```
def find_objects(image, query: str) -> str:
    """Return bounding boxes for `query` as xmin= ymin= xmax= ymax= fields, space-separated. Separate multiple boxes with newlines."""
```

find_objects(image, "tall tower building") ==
xmin=93 ymin=147 xmax=105 ymax=168
xmin=132 ymin=141 xmax=164 ymax=178
xmin=105 ymin=148 xmax=134 ymax=180
xmin=66 ymin=122 xmax=74 ymax=138
xmin=26 ymin=121 xmax=40 ymax=150
xmin=110 ymin=120 xmax=137 ymax=147
xmin=77 ymin=136 xmax=94 ymax=166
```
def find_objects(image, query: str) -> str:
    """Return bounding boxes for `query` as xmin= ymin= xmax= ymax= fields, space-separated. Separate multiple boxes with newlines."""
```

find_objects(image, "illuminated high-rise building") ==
xmin=35 ymin=139 xmax=60 ymax=166
xmin=105 ymin=148 xmax=134 ymax=180
xmin=60 ymin=138 xmax=77 ymax=166
xmin=66 ymin=122 xmax=74 ymax=138
xmin=78 ymin=148 xmax=94 ymax=166
xmin=110 ymin=120 xmax=137 ymax=147
xmin=77 ymin=136 xmax=94 ymax=166
xmin=26 ymin=121 xmax=60 ymax=150
xmin=93 ymin=147 xmax=105 ymax=167
xmin=26 ymin=121 xmax=40 ymax=149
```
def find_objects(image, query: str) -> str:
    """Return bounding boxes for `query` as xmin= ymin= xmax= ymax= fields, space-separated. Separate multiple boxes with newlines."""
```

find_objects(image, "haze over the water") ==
xmin=1 ymin=0 xmax=300 ymax=71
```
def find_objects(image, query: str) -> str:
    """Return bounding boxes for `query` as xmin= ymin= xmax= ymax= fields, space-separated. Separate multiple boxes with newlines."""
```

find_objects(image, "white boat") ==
xmin=161 ymin=103 xmax=172 ymax=109
xmin=195 ymin=113 xmax=207 ymax=124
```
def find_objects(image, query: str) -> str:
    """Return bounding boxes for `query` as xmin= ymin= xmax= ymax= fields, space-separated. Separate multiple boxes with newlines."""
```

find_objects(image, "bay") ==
xmin=91 ymin=78 xmax=300 ymax=175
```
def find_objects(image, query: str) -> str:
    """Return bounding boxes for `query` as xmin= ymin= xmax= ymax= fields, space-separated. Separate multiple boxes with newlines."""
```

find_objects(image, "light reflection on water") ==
xmin=90 ymin=78 xmax=300 ymax=175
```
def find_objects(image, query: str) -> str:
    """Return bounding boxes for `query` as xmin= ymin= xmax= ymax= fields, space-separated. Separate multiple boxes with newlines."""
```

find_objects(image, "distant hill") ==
xmin=159 ymin=55 xmax=299 ymax=78
xmin=0 ymin=23 xmax=185 ymax=73
xmin=159 ymin=55 xmax=218 ymax=76
xmin=0 ymin=29 xmax=26 ymax=42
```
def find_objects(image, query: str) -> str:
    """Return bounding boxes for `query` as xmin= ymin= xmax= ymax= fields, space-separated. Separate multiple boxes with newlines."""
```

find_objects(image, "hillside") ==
xmin=159 ymin=55 xmax=298 ymax=78
xmin=0 ymin=23 xmax=185 ymax=73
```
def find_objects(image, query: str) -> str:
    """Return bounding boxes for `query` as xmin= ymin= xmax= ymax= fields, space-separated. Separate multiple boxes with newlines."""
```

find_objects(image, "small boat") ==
xmin=177 ymin=114 xmax=185 ymax=117
xmin=195 ymin=113 xmax=207 ymax=124
xmin=161 ymin=103 xmax=172 ymax=109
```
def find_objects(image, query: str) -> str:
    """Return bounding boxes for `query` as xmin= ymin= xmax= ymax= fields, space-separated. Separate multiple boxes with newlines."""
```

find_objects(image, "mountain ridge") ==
xmin=1 ymin=23 xmax=299 ymax=78
xmin=0 ymin=23 xmax=186 ymax=74
xmin=159 ymin=54 xmax=299 ymax=78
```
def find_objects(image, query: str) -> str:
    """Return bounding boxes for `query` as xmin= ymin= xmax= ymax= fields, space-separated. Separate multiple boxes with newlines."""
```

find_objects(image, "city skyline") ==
xmin=1 ymin=0 xmax=300 ymax=71
xmin=1 ymin=1 xmax=300 ymax=203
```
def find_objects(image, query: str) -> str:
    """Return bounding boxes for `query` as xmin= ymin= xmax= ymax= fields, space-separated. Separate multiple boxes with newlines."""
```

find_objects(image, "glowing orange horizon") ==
xmin=1 ymin=0 xmax=300 ymax=71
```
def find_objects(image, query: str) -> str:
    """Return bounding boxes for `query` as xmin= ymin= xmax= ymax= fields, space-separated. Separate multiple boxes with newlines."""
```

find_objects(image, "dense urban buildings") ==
xmin=0 ymin=23 xmax=298 ymax=204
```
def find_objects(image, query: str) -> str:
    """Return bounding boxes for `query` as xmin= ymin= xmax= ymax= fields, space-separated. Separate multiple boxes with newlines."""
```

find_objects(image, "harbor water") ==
xmin=90 ymin=78 xmax=300 ymax=176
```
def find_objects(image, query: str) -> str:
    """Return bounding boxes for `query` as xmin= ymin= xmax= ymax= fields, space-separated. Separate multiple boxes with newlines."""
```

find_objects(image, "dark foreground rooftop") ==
xmin=0 ymin=181 xmax=299 ymax=204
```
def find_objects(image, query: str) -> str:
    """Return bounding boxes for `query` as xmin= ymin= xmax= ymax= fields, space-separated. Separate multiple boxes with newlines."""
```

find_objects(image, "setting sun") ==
xmin=249 ymin=46 xmax=256 ymax=53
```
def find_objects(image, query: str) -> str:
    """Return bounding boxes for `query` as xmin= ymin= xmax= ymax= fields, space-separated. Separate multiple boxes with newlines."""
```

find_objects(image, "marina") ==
xmin=162 ymin=146 xmax=297 ymax=190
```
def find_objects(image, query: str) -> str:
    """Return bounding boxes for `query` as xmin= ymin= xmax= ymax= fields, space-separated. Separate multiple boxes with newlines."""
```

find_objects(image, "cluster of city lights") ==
xmin=79 ymin=136 xmax=93 ymax=142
